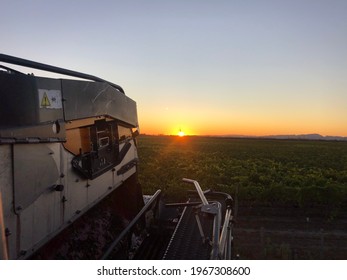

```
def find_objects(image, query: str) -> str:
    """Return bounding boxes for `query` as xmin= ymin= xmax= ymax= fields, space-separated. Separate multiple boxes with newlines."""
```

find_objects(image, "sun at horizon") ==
xmin=178 ymin=130 xmax=185 ymax=137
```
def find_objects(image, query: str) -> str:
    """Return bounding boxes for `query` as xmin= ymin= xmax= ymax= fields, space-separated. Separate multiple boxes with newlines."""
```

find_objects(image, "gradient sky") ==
xmin=1 ymin=0 xmax=346 ymax=136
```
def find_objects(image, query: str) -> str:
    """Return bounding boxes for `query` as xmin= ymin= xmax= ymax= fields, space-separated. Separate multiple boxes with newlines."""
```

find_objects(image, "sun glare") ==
xmin=178 ymin=130 xmax=185 ymax=137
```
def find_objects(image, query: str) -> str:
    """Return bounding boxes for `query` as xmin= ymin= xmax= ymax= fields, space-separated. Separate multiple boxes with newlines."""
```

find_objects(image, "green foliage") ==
xmin=137 ymin=135 xmax=347 ymax=214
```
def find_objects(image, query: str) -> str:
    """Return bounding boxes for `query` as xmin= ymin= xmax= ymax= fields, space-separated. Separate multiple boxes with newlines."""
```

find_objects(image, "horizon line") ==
xmin=139 ymin=133 xmax=347 ymax=140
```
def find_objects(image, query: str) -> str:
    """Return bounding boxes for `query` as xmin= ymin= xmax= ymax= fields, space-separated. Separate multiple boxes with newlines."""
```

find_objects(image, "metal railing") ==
xmin=0 ymin=53 xmax=125 ymax=93
xmin=182 ymin=178 xmax=233 ymax=260
xmin=101 ymin=189 xmax=162 ymax=259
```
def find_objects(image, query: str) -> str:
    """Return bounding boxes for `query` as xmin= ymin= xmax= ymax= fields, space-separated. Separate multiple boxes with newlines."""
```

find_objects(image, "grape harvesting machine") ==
xmin=0 ymin=54 xmax=233 ymax=260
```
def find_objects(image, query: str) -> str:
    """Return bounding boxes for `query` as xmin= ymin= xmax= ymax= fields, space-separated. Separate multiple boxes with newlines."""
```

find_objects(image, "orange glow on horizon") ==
xmin=139 ymin=122 xmax=347 ymax=138
xmin=136 ymin=85 xmax=347 ymax=138
xmin=138 ymin=110 xmax=347 ymax=137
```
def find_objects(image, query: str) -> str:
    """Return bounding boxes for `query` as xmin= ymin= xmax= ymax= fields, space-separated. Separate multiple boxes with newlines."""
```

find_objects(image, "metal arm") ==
xmin=182 ymin=178 xmax=209 ymax=206
xmin=182 ymin=178 xmax=233 ymax=259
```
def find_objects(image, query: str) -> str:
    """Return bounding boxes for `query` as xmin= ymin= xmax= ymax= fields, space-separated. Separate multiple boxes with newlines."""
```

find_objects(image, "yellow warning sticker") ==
xmin=38 ymin=89 xmax=62 ymax=109
xmin=41 ymin=92 xmax=51 ymax=107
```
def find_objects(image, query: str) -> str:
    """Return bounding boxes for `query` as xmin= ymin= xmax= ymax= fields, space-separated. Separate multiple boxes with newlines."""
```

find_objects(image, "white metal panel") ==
xmin=12 ymin=137 xmax=138 ymax=257
xmin=19 ymin=189 xmax=62 ymax=255
xmin=0 ymin=145 xmax=14 ymax=219
xmin=17 ymin=143 xmax=63 ymax=256
xmin=13 ymin=144 xmax=60 ymax=210
xmin=0 ymin=145 xmax=17 ymax=259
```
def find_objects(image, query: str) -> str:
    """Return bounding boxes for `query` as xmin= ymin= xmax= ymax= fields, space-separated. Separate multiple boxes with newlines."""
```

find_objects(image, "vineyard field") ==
xmin=137 ymin=135 xmax=347 ymax=216
xmin=137 ymin=135 xmax=347 ymax=259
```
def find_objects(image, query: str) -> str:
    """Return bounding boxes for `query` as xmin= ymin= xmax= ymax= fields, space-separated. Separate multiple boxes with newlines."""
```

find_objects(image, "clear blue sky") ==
xmin=1 ymin=0 xmax=346 ymax=136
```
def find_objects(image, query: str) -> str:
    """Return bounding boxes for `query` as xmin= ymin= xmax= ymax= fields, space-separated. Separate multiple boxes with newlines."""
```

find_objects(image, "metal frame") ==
xmin=0 ymin=53 xmax=124 ymax=93
xmin=182 ymin=178 xmax=233 ymax=260
xmin=101 ymin=189 xmax=162 ymax=259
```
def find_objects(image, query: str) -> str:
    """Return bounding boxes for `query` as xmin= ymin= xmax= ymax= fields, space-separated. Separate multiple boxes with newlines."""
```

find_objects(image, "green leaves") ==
xmin=137 ymin=136 xmax=347 ymax=215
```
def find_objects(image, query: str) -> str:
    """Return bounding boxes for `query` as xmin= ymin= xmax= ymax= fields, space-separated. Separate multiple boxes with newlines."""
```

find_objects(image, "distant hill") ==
xmin=262 ymin=133 xmax=347 ymax=141
xmin=209 ymin=133 xmax=347 ymax=141
xmin=141 ymin=133 xmax=347 ymax=141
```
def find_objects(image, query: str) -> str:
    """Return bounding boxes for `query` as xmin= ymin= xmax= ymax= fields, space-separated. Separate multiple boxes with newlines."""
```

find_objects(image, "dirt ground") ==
xmin=233 ymin=205 xmax=347 ymax=259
